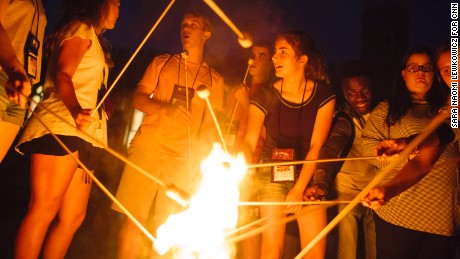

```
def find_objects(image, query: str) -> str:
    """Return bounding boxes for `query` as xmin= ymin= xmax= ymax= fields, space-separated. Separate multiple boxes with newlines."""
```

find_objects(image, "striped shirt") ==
xmin=362 ymin=101 xmax=460 ymax=236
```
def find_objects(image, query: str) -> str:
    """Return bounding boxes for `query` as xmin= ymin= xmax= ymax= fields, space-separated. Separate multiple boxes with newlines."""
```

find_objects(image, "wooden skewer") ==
xmin=203 ymin=0 xmax=243 ymax=38
xmin=226 ymin=59 xmax=254 ymax=138
xmin=92 ymin=0 xmax=176 ymax=115
xmin=226 ymin=203 xmax=336 ymax=244
xmin=227 ymin=200 xmax=354 ymax=239
xmin=242 ymin=59 xmax=254 ymax=85
xmin=197 ymin=85 xmax=229 ymax=153
xmin=202 ymin=0 xmax=252 ymax=48
xmin=238 ymin=200 xmax=355 ymax=206
xmin=246 ymin=156 xmax=379 ymax=168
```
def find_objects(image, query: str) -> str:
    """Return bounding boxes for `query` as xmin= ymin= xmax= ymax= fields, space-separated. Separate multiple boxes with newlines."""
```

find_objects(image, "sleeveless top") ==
xmin=17 ymin=21 xmax=108 ymax=149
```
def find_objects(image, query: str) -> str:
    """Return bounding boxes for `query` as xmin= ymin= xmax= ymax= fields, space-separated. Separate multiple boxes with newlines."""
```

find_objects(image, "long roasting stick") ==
xmin=226 ymin=203 xmax=337 ymax=244
xmin=197 ymin=85 xmax=229 ymax=153
xmin=246 ymin=156 xmax=379 ymax=169
xmin=92 ymin=0 xmax=176 ymax=115
xmin=227 ymin=200 xmax=355 ymax=240
xmin=238 ymin=200 xmax=355 ymax=206
xmin=202 ymin=0 xmax=252 ymax=48
xmin=226 ymin=59 xmax=254 ymax=138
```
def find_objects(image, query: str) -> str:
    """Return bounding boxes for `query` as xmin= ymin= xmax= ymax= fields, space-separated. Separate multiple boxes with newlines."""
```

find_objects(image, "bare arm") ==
xmin=241 ymin=104 xmax=265 ymax=163
xmin=305 ymin=114 xmax=353 ymax=200
xmin=55 ymin=36 xmax=94 ymax=131
xmin=376 ymin=122 xmax=454 ymax=157
xmin=0 ymin=0 xmax=31 ymax=107
xmin=133 ymin=83 xmax=192 ymax=125
xmin=363 ymin=143 xmax=444 ymax=209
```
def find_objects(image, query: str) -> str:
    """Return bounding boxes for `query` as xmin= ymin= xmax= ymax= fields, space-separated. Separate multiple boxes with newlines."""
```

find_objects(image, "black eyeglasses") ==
xmin=404 ymin=65 xmax=434 ymax=73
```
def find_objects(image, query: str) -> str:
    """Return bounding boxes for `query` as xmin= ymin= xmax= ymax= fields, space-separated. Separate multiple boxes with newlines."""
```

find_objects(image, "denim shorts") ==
xmin=0 ymin=72 xmax=26 ymax=126
xmin=256 ymin=165 xmax=295 ymax=202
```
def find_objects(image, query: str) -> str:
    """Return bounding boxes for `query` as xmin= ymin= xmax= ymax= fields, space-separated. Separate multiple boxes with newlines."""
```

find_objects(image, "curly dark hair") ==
xmin=276 ymin=30 xmax=329 ymax=84
xmin=386 ymin=48 xmax=446 ymax=126
xmin=45 ymin=0 xmax=115 ymax=67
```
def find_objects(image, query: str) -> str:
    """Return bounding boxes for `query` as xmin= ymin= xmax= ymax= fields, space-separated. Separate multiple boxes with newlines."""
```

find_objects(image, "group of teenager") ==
xmin=0 ymin=0 xmax=458 ymax=258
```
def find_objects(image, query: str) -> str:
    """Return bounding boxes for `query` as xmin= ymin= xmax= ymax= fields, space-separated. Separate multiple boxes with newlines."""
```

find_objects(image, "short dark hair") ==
xmin=183 ymin=11 xmax=213 ymax=34
xmin=338 ymin=60 xmax=374 ymax=109
xmin=339 ymin=60 xmax=372 ymax=82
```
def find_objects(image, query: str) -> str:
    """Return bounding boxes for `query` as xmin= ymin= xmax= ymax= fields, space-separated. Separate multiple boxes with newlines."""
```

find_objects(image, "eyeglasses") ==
xmin=404 ymin=65 xmax=434 ymax=73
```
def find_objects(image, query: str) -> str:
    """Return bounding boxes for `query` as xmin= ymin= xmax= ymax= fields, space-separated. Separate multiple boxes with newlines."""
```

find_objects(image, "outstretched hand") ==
xmin=6 ymin=70 xmax=31 ymax=108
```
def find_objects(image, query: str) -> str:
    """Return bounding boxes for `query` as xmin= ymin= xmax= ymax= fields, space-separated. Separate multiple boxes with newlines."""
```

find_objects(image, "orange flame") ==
xmin=155 ymin=144 xmax=247 ymax=258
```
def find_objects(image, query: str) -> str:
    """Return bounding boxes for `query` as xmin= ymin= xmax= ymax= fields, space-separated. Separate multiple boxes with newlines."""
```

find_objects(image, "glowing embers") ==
xmin=155 ymin=144 xmax=247 ymax=258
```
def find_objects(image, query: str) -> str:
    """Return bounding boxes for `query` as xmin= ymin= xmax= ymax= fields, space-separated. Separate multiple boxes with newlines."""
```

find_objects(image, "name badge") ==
xmin=24 ymin=32 xmax=40 ymax=79
xmin=271 ymin=148 xmax=295 ymax=182
xmin=170 ymin=84 xmax=195 ymax=110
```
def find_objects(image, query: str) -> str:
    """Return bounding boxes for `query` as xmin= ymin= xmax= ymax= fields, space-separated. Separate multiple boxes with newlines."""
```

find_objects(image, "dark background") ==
xmin=0 ymin=0 xmax=454 ymax=258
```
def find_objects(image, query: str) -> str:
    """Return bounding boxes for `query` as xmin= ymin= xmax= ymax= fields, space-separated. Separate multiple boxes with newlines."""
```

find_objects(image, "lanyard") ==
xmin=30 ymin=0 xmax=39 ymax=36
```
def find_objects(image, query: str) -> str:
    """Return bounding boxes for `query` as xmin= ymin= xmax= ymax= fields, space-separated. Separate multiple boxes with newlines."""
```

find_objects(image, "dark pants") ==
xmin=374 ymin=213 xmax=457 ymax=259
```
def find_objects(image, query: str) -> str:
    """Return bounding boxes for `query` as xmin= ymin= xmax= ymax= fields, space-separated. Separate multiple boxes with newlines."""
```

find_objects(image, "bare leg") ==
xmin=0 ymin=120 xmax=20 ymax=162
xmin=118 ymin=216 xmax=146 ymax=259
xmin=42 ymin=168 xmax=92 ymax=259
xmin=238 ymin=223 xmax=261 ymax=259
xmin=259 ymin=205 xmax=286 ymax=259
xmin=297 ymin=206 xmax=327 ymax=259
xmin=15 ymin=153 xmax=78 ymax=259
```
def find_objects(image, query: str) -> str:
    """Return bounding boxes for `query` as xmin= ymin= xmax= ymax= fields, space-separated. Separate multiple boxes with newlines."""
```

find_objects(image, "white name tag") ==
xmin=272 ymin=165 xmax=295 ymax=182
